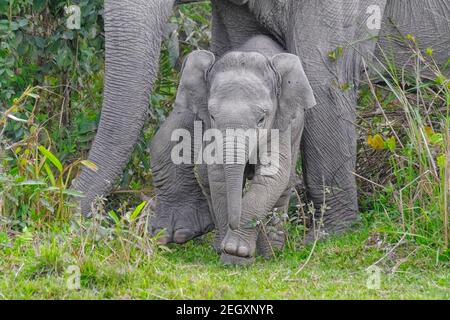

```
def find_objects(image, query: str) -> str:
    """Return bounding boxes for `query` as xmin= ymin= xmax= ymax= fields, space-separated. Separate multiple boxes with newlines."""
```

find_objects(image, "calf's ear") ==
xmin=270 ymin=53 xmax=316 ymax=130
xmin=174 ymin=50 xmax=215 ymax=123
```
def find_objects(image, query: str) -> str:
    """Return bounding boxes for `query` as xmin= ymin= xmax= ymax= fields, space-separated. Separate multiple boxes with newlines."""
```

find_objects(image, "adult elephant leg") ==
xmin=301 ymin=87 xmax=360 ymax=241
xmin=210 ymin=0 xmax=272 ymax=56
xmin=149 ymin=111 xmax=214 ymax=244
xmin=377 ymin=0 xmax=450 ymax=77
xmin=289 ymin=0 xmax=387 ymax=241
xmin=73 ymin=0 xmax=175 ymax=214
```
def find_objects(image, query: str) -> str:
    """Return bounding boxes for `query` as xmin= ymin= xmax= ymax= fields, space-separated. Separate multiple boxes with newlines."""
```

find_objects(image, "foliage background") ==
xmin=1 ymin=0 xmax=212 ymax=212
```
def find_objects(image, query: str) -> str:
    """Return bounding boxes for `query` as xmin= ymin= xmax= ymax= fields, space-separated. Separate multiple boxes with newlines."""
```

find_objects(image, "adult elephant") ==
xmin=73 ymin=0 xmax=450 ymax=257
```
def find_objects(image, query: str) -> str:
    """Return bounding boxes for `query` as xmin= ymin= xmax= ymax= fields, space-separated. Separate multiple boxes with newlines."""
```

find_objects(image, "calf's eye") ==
xmin=257 ymin=115 xmax=265 ymax=127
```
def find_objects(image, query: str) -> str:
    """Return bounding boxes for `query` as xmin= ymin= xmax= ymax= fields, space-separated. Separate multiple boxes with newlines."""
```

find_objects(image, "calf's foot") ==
xmin=220 ymin=227 xmax=257 ymax=265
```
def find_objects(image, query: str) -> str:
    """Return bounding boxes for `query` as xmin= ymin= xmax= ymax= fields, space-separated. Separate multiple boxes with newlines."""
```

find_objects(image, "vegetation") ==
xmin=0 ymin=1 xmax=448 ymax=299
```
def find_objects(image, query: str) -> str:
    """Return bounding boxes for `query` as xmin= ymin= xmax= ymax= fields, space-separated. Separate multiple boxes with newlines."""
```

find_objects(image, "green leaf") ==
xmin=0 ymin=2 xmax=8 ymax=14
xmin=38 ymin=146 xmax=63 ymax=173
xmin=10 ymin=22 xmax=19 ymax=31
xmin=16 ymin=180 xmax=47 ymax=186
xmin=41 ymin=187 xmax=60 ymax=192
xmin=130 ymin=201 xmax=147 ymax=222
xmin=386 ymin=136 xmax=397 ymax=152
xmin=108 ymin=210 xmax=121 ymax=226
xmin=18 ymin=18 xmax=28 ymax=28
xmin=33 ymin=0 xmax=47 ymax=13
xmin=40 ymin=198 xmax=55 ymax=213
xmin=437 ymin=154 xmax=447 ymax=170
xmin=62 ymin=31 xmax=74 ymax=40
xmin=430 ymin=133 xmax=443 ymax=145
xmin=0 ymin=20 xmax=9 ymax=32
xmin=43 ymin=163 xmax=56 ymax=187
xmin=435 ymin=74 xmax=446 ymax=86
xmin=61 ymin=189 xmax=85 ymax=197
xmin=328 ymin=46 xmax=344 ymax=62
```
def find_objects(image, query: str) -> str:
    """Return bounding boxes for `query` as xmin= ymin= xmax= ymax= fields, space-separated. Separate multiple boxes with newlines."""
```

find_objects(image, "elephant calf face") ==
xmin=207 ymin=51 xmax=279 ymax=134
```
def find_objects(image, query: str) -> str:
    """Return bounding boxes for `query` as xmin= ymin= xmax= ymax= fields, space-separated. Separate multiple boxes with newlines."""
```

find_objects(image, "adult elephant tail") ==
xmin=73 ymin=0 xmax=176 ymax=215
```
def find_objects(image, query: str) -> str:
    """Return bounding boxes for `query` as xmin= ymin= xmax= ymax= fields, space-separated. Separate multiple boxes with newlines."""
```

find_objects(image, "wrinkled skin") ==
xmin=74 ymin=0 xmax=450 ymax=262
xmin=176 ymin=35 xmax=315 ymax=262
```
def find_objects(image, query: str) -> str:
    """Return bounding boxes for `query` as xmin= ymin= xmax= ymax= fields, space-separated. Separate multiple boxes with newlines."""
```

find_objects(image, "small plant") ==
xmin=1 ymin=86 xmax=97 ymax=226
xmin=70 ymin=196 xmax=156 ymax=269
xmin=358 ymin=35 xmax=449 ymax=254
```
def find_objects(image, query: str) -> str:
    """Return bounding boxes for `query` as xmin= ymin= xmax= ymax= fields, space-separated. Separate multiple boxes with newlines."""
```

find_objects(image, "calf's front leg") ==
xmin=220 ymin=129 xmax=293 ymax=264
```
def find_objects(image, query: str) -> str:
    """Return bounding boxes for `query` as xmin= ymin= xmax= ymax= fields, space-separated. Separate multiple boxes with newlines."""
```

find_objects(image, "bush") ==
xmin=357 ymin=38 xmax=449 ymax=251
xmin=0 ymin=1 xmax=212 ymax=223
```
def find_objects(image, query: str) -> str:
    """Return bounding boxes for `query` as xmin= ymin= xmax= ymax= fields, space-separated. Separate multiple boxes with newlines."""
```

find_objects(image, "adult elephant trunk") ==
xmin=223 ymin=131 xmax=248 ymax=231
xmin=73 ymin=0 xmax=175 ymax=214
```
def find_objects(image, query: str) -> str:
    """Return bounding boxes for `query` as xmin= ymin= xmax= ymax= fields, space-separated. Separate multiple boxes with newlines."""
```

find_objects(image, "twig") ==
xmin=291 ymin=182 xmax=328 ymax=278
xmin=352 ymin=171 xmax=387 ymax=190
xmin=370 ymin=234 xmax=407 ymax=268
xmin=294 ymin=227 xmax=318 ymax=276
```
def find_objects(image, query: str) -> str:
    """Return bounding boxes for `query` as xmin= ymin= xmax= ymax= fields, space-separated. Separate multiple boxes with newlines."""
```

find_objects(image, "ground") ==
xmin=1 ymin=221 xmax=448 ymax=300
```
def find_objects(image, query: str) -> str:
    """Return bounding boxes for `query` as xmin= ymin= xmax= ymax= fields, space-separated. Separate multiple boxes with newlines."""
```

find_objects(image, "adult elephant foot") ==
xmin=220 ymin=228 xmax=257 ymax=265
xmin=150 ymin=199 xmax=214 ymax=244
xmin=149 ymin=110 xmax=216 ymax=245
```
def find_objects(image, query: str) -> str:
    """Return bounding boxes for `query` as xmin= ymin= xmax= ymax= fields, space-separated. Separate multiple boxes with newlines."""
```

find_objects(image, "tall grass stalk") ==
xmin=364 ymin=37 xmax=449 ymax=251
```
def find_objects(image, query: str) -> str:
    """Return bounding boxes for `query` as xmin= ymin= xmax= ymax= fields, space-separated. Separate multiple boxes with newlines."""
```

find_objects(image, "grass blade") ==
xmin=38 ymin=146 xmax=63 ymax=173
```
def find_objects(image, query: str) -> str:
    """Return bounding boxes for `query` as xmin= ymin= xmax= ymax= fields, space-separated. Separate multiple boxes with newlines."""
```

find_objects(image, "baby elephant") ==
xmin=174 ymin=35 xmax=316 ymax=264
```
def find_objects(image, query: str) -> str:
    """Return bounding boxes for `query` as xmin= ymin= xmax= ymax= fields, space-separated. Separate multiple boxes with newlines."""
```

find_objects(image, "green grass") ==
xmin=1 ymin=221 xmax=448 ymax=300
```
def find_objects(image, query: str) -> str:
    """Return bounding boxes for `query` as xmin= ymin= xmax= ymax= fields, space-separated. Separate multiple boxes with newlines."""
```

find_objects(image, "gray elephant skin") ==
xmin=176 ymin=35 xmax=315 ymax=263
xmin=73 ymin=0 xmax=450 ymax=262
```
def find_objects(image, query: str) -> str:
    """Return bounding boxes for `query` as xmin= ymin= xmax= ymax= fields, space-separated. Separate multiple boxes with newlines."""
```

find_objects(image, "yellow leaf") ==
xmin=406 ymin=34 xmax=416 ymax=42
xmin=424 ymin=126 xmax=434 ymax=139
xmin=368 ymin=134 xmax=385 ymax=150
xmin=80 ymin=160 xmax=98 ymax=172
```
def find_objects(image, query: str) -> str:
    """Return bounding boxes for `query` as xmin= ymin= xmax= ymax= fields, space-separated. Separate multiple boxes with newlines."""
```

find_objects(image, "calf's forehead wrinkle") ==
xmin=208 ymin=71 xmax=273 ymax=107
xmin=209 ymin=51 xmax=276 ymax=81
